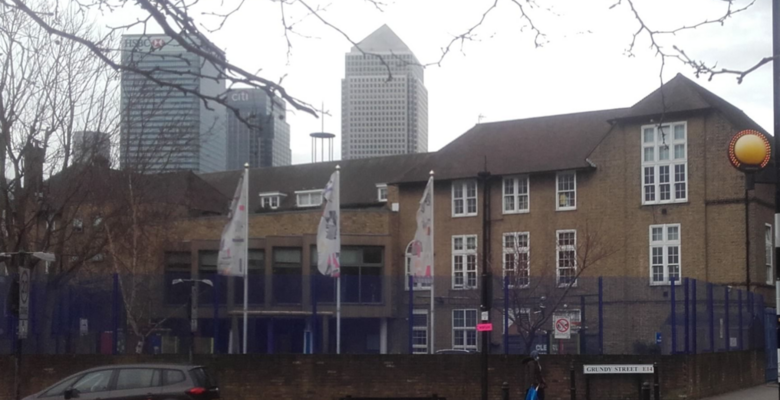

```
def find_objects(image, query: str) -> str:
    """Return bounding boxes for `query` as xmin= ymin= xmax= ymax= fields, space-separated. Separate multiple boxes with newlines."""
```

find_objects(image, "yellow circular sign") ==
xmin=728 ymin=130 xmax=770 ymax=171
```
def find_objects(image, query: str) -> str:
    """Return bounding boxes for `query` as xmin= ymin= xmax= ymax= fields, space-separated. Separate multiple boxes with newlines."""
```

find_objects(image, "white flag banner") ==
xmin=317 ymin=171 xmax=340 ymax=277
xmin=218 ymin=169 xmax=248 ymax=276
xmin=410 ymin=176 xmax=434 ymax=282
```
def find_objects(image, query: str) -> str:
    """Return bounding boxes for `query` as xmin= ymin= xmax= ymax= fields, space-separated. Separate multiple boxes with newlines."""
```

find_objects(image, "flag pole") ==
xmin=429 ymin=170 xmax=435 ymax=354
xmin=336 ymin=165 xmax=341 ymax=355
xmin=242 ymin=163 xmax=249 ymax=354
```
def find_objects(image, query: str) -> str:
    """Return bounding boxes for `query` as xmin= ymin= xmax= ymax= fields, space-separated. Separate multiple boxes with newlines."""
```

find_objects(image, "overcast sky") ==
xmin=113 ymin=0 xmax=772 ymax=165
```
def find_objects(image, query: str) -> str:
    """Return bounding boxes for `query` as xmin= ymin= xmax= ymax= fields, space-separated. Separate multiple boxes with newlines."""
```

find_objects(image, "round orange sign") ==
xmin=728 ymin=130 xmax=770 ymax=172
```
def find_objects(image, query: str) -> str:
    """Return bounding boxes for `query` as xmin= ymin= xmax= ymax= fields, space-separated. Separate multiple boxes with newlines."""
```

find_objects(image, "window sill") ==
xmin=405 ymin=287 xmax=432 ymax=291
xmin=452 ymin=213 xmax=478 ymax=218
xmin=451 ymin=287 xmax=479 ymax=291
xmin=641 ymin=199 xmax=689 ymax=207
xmin=502 ymin=210 xmax=530 ymax=215
xmin=556 ymin=207 xmax=577 ymax=212
xmin=649 ymin=281 xmax=680 ymax=287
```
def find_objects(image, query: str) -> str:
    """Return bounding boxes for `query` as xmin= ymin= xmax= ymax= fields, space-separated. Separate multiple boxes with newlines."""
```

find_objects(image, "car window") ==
xmin=41 ymin=376 xmax=80 ymax=397
xmin=116 ymin=369 xmax=159 ymax=390
xmin=72 ymin=370 xmax=112 ymax=393
xmin=163 ymin=370 xmax=186 ymax=386
xmin=189 ymin=368 xmax=216 ymax=388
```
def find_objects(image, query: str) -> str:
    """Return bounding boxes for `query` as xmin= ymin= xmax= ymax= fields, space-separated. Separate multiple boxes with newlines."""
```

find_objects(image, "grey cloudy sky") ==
xmin=114 ymin=0 xmax=773 ymax=165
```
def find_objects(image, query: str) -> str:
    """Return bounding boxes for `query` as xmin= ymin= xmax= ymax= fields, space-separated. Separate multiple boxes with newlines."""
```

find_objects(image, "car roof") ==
xmin=80 ymin=364 xmax=202 ymax=373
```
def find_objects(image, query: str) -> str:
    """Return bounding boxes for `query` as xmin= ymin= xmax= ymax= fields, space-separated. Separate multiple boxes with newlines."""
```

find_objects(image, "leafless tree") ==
xmin=0 ymin=0 xmax=769 ymax=125
xmin=497 ymin=222 xmax=617 ymax=354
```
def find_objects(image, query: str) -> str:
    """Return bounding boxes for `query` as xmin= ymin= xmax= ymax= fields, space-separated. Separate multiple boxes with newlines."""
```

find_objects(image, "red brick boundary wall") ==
xmin=0 ymin=351 xmax=764 ymax=400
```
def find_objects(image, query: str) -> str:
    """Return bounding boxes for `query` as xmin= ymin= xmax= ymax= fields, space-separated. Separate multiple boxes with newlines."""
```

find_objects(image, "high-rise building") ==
xmin=341 ymin=25 xmax=428 ymax=160
xmin=73 ymin=131 xmax=111 ymax=163
xmin=120 ymin=34 xmax=226 ymax=173
xmin=226 ymin=89 xmax=291 ymax=169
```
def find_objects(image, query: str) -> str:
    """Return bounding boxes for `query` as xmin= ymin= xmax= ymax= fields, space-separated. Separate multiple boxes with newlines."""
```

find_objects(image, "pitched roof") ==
xmin=199 ymin=153 xmax=432 ymax=212
xmin=619 ymin=73 xmax=769 ymax=134
xmin=351 ymin=24 xmax=412 ymax=54
xmin=396 ymin=108 xmax=629 ymax=183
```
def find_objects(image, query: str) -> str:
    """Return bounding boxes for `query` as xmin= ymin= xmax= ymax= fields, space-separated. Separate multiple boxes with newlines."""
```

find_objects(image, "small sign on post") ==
xmin=477 ymin=323 xmax=493 ymax=332
xmin=80 ymin=318 xmax=89 ymax=336
xmin=18 ymin=267 xmax=30 ymax=339
xmin=554 ymin=316 xmax=571 ymax=339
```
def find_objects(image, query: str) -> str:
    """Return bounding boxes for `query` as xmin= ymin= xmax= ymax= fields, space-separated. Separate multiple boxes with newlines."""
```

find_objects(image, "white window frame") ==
xmin=503 ymin=175 xmax=529 ymax=214
xmin=259 ymin=192 xmax=285 ymax=210
xmin=405 ymin=241 xmax=432 ymax=291
xmin=641 ymin=122 xmax=688 ymax=205
xmin=556 ymin=230 xmax=577 ymax=287
xmin=452 ymin=234 xmax=478 ymax=290
xmin=452 ymin=180 xmax=478 ymax=217
xmin=503 ymin=232 xmax=530 ymax=288
xmin=503 ymin=308 xmax=530 ymax=335
xmin=649 ymin=224 xmax=682 ymax=286
xmin=412 ymin=309 xmax=429 ymax=354
xmin=295 ymin=190 xmax=323 ymax=208
xmin=556 ymin=171 xmax=576 ymax=211
xmin=767 ymin=223 xmax=773 ymax=285
xmin=376 ymin=183 xmax=388 ymax=202
xmin=452 ymin=309 xmax=478 ymax=350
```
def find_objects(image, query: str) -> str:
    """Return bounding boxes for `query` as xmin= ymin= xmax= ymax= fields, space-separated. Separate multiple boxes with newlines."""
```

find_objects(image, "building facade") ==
xmin=226 ymin=89 xmax=291 ymax=170
xmin=17 ymin=75 xmax=769 ymax=356
xmin=341 ymin=25 xmax=428 ymax=160
xmin=120 ymin=34 xmax=227 ymax=173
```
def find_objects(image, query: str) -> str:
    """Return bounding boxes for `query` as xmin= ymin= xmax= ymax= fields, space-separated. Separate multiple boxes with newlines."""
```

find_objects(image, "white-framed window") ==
xmin=503 ymin=232 xmax=530 ymax=288
xmin=405 ymin=241 xmax=432 ymax=291
xmin=766 ymin=224 xmax=773 ymax=285
xmin=452 ymin=180 xmax=478 ymax=217
xmin=413 ymin=309 xmax=429 ymax=354
xmin=73 ymin=218 xmax=83 ymax=233
xmin=376 ymin=184 xmax=388 ymax=202
xmin=295 ymin=190 xmax=323 ymax=208
xmin=452 ymin=309 xmax=478 ymax=350
xmin=556 ymin=230 xmax=577 ymax=287
xmin=503 ymin=308 xmax=530 ymax=335
xmin=649 ymin=224 xmax=682 ymax=285
xmin=503 ymin=176 xmax=529 ymax=214
xmin=556 ymin=171 xmax=576 ymax=211
xmin=452 ymin=235 xmax=478 ymax=289
xmin=642 ymin=122 xmax=688 ymax=205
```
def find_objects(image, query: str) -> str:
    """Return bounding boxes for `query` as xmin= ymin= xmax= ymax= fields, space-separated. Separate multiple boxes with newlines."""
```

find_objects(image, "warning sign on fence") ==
xmin=554 ymin=316 xmax=571 ymax=339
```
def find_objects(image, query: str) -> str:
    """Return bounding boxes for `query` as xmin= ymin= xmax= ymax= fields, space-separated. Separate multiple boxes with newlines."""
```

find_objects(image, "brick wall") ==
xmin=0 ymin=351 xmax=763 ymax=400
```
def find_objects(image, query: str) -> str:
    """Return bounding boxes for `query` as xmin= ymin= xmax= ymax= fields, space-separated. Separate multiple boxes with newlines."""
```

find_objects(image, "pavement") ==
xmin=703 ymin=384 xmax=778 ymax=400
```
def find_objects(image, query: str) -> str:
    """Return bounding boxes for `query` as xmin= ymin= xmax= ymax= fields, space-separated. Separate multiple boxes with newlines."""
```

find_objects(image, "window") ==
xmin=642 ymin=122 xmax=687 ymax=204
xmin=71 ymin=369 xmax=113 ymax=393
xmin=262 ymin=196 xmax=279 ymax=209
xmin=452 ymin=235 xmax=478 ymax=289
xmin=115 ymin=368 xmax=160 ymax=390
xmin=503 ymin=232 xmax=530 ymax=288
xmin=376 ymin=184 xmax=388 ymax=202
xmin=766 ymin=224 xmax=773 ymax=285
xmin=73 ymin=218 xmax=83 ymax=233
xmin=163 ymin=370 xmax=186 ymax=385
xmin=452 ymin=309 xmax=478 ymax=350
xmin=556 ymin=230 xmax=577 ymax=287
xmin=235 ymin=250 xmax=264 ymax=304
xmin=413 ymin=309 xmax=429 ymax=354
xmin=649 ymin=224 xmax=682 ymax=285
xmin=197 ymin=251 xmax=227 ymax=305
xmin=503 ymin=176 xmax=529 ymax=214
xmin=164 ymin=252 xmax=191 ymax=305
xmin=452 ymin=180 xmax=477 ymax=217
xmin=314 ymin=246 xmax=383 ymax=304
xmin=273 ymin=248 xmax=302 ymax=304
xmin=42 ymin=376 xmax=81 ymax=397
xmin=295 ymin=190 xmax=323 ymax=207
xmin=556 ymin=171 xmax=576 ymax=211
xmin=405 ymin=241 xmax=432 ymax=291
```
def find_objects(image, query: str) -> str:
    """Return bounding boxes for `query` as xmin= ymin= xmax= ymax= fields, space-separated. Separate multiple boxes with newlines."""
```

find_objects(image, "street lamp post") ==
xmin=172 ymin=278 xmax=213 ymax=363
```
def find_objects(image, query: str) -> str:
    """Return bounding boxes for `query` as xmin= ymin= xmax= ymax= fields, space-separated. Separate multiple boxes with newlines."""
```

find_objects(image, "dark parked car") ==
xmin=22 ymin=364 xmax=219 ymax=400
